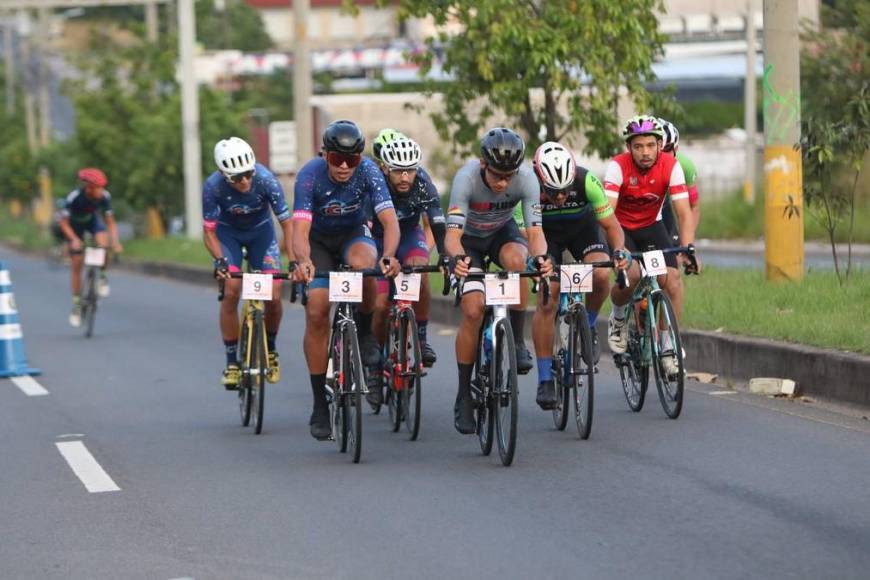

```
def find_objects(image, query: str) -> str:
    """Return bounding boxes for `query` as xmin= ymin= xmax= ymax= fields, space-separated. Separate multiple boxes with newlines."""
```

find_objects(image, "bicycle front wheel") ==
xmin=651 ymin=291 xmax=684 ymax=419
xmin=386 ymin=321 xmax=401 ymax=432
xmin=618 ymin=309 xmax=647 ymax=412
xmin=344 ymin=326 xmax=364 ymax=463
xmin=493 ymin=318 xmax=518 ymax=466
xmin=238 ymin=320 xmax=252 ymax=427
xmin=83 ymin=268 xmax=97 ymax=338
xmin=401 ymin=311 xmax=422 ymax=441
xmin=570 ymin=305 xmax=594 ymax=440
xmin=251 ymin=310 xmax=267 ymax=434
xmin=552 ymin=314 xmax=569 ymax=431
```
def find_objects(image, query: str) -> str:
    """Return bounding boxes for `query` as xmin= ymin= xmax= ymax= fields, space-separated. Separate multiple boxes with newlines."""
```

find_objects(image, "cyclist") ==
xmin=446 ymin=127 xmax=553 ymax=434
xmin=368 ymin=135 xmax=447 ymax=405
xmin=604 ymin=115 xmax=700 ymax=378
xmin=292 ymin=120 xmax=401 ymax=440
xmin=203 ymin=137 xmax=294 ymax=389
xmin=657 ymin=118 xmax=701 ymax=241
xmin=58 ymin=168 xmax=123 ymax=327
xmin=527 ymin=142 xmax=629 ymax=410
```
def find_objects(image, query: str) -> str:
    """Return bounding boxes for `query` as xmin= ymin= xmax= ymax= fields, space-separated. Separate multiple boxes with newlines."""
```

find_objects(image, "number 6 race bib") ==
xmin=242 ymin=273 xmax=273 ymax=300
xmin=329 ymin=271 xmax=363 ymax=303
xmin=559 ymin=264 xmax=593 ymax=294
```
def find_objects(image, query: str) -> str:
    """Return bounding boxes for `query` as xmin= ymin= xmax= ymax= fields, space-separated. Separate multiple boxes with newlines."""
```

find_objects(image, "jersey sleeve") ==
xmin=519 ymin=171 xmax=542 ymax=229
xmin=513 ymin=203 xmax=525 ymax=228
xmin=262 ymin=169 xmax=291 ymax=222
xmin=585 ymin=173 xmax=614 ymax=220
xmin=677 ymin=152 xmax=699 ymax=205
xmin=101 ymin=192 xmax=114 ymax=215
xmin=418 ymin=169 xmax=445 ymax=226
xmin=366 ymin=162 xmax=394 ymax=215
xmin=603 ymin=160 xmax=624 ymax=199
xmin=60 ymin=190 xmax=76 ymax=218
xmin=667 ymin=162 xmax=689 ymax=201
xmin=202 ymin=179 xmax=221 ymax=230
xmin=292 ymin=163 xmax=315 ymax=222
xmin=446 ymin=169 xmax=472 ymax=230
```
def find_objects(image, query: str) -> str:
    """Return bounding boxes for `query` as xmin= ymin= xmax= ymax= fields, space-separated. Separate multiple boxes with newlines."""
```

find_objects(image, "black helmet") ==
xmin=480 ymin=127 xmax=525 ymax=171
xmin=322 ymin=120 xmax=365 ymax=154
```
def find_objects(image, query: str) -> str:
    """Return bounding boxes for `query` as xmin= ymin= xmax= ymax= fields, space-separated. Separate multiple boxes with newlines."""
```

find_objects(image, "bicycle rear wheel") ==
xmin=650 ymin=291 xmax=684 ymax=419
xmin=344 ymin=326 xmax=364 ymax=463
xmin=83 ymin=268 xmax=97 ymax=338
xmin=401 ymin=312 xmax=422 ymax=441
xmin=238 ymin=320 xmax=252 ymax=427
xmin=570 ymin=305 xmax=594 ymax=440
xmin=251 ymin=310 xmax=267 ymax=434
xmin=493 ymin=318 xmax=518 ymax=466
xmin=618 ymin=310 xmax=647 ymax=412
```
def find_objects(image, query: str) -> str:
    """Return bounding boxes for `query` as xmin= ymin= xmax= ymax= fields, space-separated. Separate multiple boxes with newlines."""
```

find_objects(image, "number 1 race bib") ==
xmin=393 ymin=273 xmax=422 ymax=302
xmin=242 ymin=273 xmax=273 ymax=301
xmin=642 ymin=250 xmax=668 ymax=277
xmin=329 ymin=271 xmax=363 ymax=303
xmin=484 ymin=273 xmax=520 ymax=306
xmin=84 ymin=247 xmax=106 ymax=267
xmin=559 ymin=264 xmax=593 ymax=294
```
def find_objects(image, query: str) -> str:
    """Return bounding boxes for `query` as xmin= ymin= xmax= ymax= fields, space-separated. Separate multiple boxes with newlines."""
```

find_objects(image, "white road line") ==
xmin=709 ymin=390 xmax=737 ymax=396
xmin=10 ymin=375 xmax=49 ymax=396
xmin=55 ymin=441 xmax=121 ymax=493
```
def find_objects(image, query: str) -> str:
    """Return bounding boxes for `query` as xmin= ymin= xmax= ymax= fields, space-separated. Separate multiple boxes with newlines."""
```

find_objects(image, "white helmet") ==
xmin=380 ymin=136 xmax=422 ymax=170
xmin=533 ymin=141 xmax=575 ymax=190
xmin=214 ymin=137 xmax=256 ymax=175
xmin=658 ymin=118 xmax=680 ymax=152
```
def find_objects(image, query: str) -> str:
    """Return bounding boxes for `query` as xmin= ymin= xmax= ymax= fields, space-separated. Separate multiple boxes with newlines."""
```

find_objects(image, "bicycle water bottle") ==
xmin=483 ymin=322 xmax=494 ymax=364
xmin=558 ymin=293 xmax=571 ymax=347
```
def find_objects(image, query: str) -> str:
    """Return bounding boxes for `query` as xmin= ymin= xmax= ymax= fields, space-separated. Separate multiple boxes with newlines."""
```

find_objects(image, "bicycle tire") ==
xmin=476 ymin=313 xmax=494 ymax=456
xmin=333 ymin=329 xmax=349 ymax=453
xmin=552 ymin=311 xmax=569 ymax=431
xmin=345 ymin=326 xmax=364 ymax=463
xmin=571 ymin=304 xmax=594 ymax=440
xmin=251 ymin=310 xmax=266 ymax=434
xmin=402 ymin=312 xmax=422 ymax=441
xmin=619 ymin=308 xmax=647 ymax=412
xmin=84 ymin=268 xmax=97 ymax=338
xmin=238 ymin=317 xmax=253 ymax=427
xmin=386 ymin=319 xmax=401 ymax=432
xmin=494 ymin=318 xmax=518 ymax=467
xmin=650 ymin=291 xmax=684 ymax=419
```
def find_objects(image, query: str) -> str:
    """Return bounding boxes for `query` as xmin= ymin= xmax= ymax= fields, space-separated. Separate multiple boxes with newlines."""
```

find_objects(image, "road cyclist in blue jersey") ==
xmin=203 ymin=137 xmax=295 ymax=390
xmin=445 ymin=127 xmax=554 ymax=434
xmin=292 ymin=120 xmax=401 ymax=440
xmin=366 ymin=131 xmax=448 ymax=406
xmin=58 ymin=168 xmax=123 ymax=327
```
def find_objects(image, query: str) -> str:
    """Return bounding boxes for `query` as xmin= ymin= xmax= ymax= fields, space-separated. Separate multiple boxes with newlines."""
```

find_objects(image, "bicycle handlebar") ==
xmin=452 ymin=269 xmax=550 ymax=307
xmin=628 ymin=244 xmax=698 ymax=276
xmin=216 ymin=272 xmax=293 ymax=302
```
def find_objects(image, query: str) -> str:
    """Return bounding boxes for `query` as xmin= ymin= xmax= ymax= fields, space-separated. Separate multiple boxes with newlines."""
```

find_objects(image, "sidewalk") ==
xmin=697 ymin=238 xmax=870 ymax=257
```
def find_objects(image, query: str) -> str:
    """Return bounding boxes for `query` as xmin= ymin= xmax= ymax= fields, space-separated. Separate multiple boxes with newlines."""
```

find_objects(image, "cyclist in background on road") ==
xmin=58 ymin=168 xmax=123 ymax=327
xmin=203 ymin=137 xmax=294 ymax=390
xmin=657 ymin=118 xmax=701 ymax=241
xmin=292 ymin=120 xmax=401 ymax=440
xmin=527 ymin=142 xmax=628 ymax=409
xmin=445 ymin=127 xmax=553 ymax=434
xmin=604 ymin=115 xmax=700 ymax=378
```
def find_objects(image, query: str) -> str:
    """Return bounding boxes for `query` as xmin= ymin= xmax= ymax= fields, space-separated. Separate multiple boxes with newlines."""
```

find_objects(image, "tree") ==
xmin=377 ymin=0 xmax=675 ymax=156
xmin=799 ymin=0 xmax=870 ymax=283
xmin=196 ymin=0 xmax=273 ymax=52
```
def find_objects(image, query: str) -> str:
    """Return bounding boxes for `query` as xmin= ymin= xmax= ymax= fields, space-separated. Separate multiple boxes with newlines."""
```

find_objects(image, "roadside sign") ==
xmin=269 ymin=121 xmax=297 ymax=173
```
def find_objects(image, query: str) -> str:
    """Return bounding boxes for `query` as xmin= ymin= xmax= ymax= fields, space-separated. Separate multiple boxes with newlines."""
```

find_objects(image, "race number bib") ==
xmin=559 ymin=264 xmax=593 ymax=294
xmin=84 ymin=247 xmax=106 ymax=267
xmin=393 ymin=273 xmax=422 ymax=302
xmin=329 ymin=271 xmax=363 ymax=303
xmin=642 ymin=250 xmax=668 ymax=277
xmin=484 ymin=273 xmax=520 ymax=306
xmin=242 ymin=273 xmax=273 ymax=301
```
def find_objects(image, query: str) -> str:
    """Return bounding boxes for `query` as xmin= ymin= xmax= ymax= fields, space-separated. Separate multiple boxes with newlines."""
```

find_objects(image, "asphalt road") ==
xmin=2 ymin=249 xmax=870 ymax=580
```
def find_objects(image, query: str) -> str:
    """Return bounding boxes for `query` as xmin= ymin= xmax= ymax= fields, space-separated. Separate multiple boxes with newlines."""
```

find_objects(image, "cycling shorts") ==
xmin=68 ymin=216 xmax=107 ymax=241
xmin=460 ymin=219 xmax=528 ymax=295
xmin=623 ymin=221 xmax=677 ymax=269
xmin=309 ymin=224 xmax=377 ymax=290
xmin=544 ymin=214 xmax=609 ymax=266
xmin=375 ymin=224 xmax=430 ymax=294
xmin=217 ymin=221 xmax=283 ymax=274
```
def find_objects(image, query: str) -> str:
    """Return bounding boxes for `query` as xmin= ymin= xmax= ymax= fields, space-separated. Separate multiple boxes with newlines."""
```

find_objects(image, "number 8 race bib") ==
xmin=642 ymin=250 xmax=668 ymax=277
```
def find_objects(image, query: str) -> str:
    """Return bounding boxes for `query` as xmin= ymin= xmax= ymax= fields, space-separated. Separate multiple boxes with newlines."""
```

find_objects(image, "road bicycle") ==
xmin=218 ymin=270 xmax=291 ymax=434
xmin=614 ymin=245 xmax=698 ymax=419
xmin=69 ymin=243 xmax=109 ymax=339
xmin=551 ymin=258 xmax=627 ymax=439
xmin=455 ymin=264 xmax=549 ymax=467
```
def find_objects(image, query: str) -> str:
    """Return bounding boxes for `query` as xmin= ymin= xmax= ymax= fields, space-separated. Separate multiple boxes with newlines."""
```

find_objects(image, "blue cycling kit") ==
xmin=202 ymin=163 xmax=291 ymax=231
xmin=62 ymin=188 xmax=113 ymax=237
xmin=371 ymin=166 xmax=444 ymax=236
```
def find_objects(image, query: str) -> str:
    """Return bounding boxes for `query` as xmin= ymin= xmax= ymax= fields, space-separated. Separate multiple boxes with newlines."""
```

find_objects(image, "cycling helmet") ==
xmin=380 ymin=136 xmax=422 ymax=170
xmin=480 ymin=127 xmax=525 ymax=172
xmin=658 ymin=118 xmax=680 ymax=152
xmin=372 ymin=128 xmax=405 ymax=162
xmin=621 ymin=115 xmax=664 ymax=142
xmin=78 ymin=167 xmax=108 ymax=187
xmin=214 ymin=137 xmax=256 ymax=175
xmin=322 ymin=120 xmax=365 ymax=154
xmin=533 ymin=142 xmax=576 ymax=190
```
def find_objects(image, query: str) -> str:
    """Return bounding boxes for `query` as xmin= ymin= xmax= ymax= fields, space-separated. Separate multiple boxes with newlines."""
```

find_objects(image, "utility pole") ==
xmin=743 ymin=0 xmax=757 ymax=204
xmin=36 ymin=6 xmax=50 ymax=147
xmin=3 ymin=12 xmax=15 ymax=116
xmin=293 ymin=0 xmax=313 ymax=167
xmin=762 ymin=0 xmax=804 ymax=282
xmin=18 ymin=11 xmax=37 ymax=153
xmin=145 ymin=0 xmax=158 ymax=42
xmin=178 ymin=0 xmax=202 ymax=239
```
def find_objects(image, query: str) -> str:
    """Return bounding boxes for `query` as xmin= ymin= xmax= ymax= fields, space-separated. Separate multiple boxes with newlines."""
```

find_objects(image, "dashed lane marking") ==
xmin=55 ymin=441 xmax=121 ymax=493
xmin=10 ymin=376 xmax=49 ymax=396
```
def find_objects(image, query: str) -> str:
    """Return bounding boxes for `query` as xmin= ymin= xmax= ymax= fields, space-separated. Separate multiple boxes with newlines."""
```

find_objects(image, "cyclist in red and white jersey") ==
xmin=603 ymin=115 xmax=700 ymax=377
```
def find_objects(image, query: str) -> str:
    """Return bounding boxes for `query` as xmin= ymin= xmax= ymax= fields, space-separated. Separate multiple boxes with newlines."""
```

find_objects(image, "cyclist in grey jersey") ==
xmin=445 ymin=127 xmax=553 ymax=434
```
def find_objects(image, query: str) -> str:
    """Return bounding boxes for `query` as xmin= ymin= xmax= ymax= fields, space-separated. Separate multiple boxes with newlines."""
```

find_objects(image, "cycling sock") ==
xmin=72 ymin=294 xmax=81 ymax=306
xmin=509 ymin=309 xmax=525 ymax=343
xmin=611 ymin=302 xmax=629 ymax=320
xmin=587 ymin=309 xmax=599 ymax=328
xmin=417 ymin=320 xmax=428 ymax=343
xmin=266 ymin=332 xmax=277 ymax=352
xmin=457 ymin=363 xmax=474 ymax=397
xmin=310 ymin=374 xmax=327 ymax=410
xmin=224 ymin=339 xmax=238 ymax=366
xmin=358 ymin=311 xmax=373 ymax=337
xmin=537 ymin=357 xmax=553 ymax=383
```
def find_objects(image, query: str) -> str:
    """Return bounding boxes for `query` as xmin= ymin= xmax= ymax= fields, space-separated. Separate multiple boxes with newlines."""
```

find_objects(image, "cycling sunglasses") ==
xmin=227 ymin=170 xmax=255 ymax=183
xmin=326 ymin=151 xmax=363 ymax=168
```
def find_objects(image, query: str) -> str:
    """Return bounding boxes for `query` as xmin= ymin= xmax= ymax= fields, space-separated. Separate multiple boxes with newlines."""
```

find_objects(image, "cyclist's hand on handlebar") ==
xmin=70 ymin=237 xmax=83 ymax=252
xmin=451 ymin=254 xmax=471 ymax=278
xmin=683 ymin=252 xmax=701 ymax=275
xmin=213 ymin=257 xmax=230 ymax=280
xmin=112 ymin=241 xmax=124 ymax=254
xmin=381 ymin=256 xmax=400 ymax=278
xmin=437 ymin=253 xmax=451 ymax=275
xmin=612 ymin=248 xmax=630 ymax=270
xmin=293 ymin=260 xmax=315 ymax=283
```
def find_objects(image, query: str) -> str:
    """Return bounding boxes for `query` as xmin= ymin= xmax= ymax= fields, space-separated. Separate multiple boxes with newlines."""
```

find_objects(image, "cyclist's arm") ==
xmin=420 ymin=171 xmax=447 ymax=255
xmin=667 ymin=162 xmax=694 ymax=245
xmin=513 ymin=203 xmax=528 ymax=240
xmin=602 ymin=160 xmax=623 ymax=213
xmin=376 ymin=208 xmax=400 ymax=259
xmin=525 ymin=225 xmax=548 ymax=259
xmin=202 ymin=180 xmax=223 ymax=258
xmin=103 ymin=212 xmax=122 ymax=251
xmin=58 ymin=216 xmax=78 ymax=244
xmin=421 ymin=214 xmax=436 ymax=252
xmin=279 ymin=218 xmax=295 ymax=262
xmin=445 ymin=168 xmax=472 ymax=258
xmin=203 ymin=227 xmax=224 ymax=261
xmin=586 ymin=172 xmax=625 ymax=252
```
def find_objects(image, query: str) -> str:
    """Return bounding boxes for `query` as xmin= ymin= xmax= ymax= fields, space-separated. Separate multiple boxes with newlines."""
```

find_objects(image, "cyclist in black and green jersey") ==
xmin=524 ymin=142 xmax=628 ymax=409
xmin=658 ymin=118 xmax=700 ymax=241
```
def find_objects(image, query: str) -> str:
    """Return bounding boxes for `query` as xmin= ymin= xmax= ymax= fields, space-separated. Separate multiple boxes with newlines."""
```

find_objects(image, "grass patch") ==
xmin=123 ymin=236 xmax=210 ymax=267
xmin=0 ymin=208 xmax=54 ymax=251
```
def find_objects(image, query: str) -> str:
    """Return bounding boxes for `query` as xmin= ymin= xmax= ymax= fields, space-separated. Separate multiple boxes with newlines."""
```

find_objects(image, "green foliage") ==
xmin=380 ymin=0 xmax=669 ymax=157
xmin=234 ymin=71 xmax=295 ymax=121
xmin=0 ymin=65 xmax=39 ymax=203
xmin=676 ymin=100 xmax=745 ymax=137
xmin=196 ymin=0 xmax=274 ymax=51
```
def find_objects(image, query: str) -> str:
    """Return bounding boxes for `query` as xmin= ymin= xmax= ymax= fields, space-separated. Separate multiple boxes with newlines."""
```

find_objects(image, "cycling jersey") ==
xmin=293 ymin=157 xmax=393 ymax=235
xmin=447 ymin=160 xmax=541 ymax=237
xmin=514 ymin=168 xmax=613 ymax=229
xmin=676 ymin=151 xmax=699 ymax=205
xmin=371 ymin=166 xmax=445 ymax=236
xmin=603 ymin=152 xmax=687 ymax=230
xmin=202 ymin=163 xmax=291 ymax=231
xmin=62 ymin=188 xmax=113 ymax=224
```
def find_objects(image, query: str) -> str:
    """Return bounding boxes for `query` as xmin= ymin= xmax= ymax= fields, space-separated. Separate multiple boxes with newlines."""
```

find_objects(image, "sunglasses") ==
xmin=227 ymin=170 xmax=255 ymax=183
xmin=485 ymin=165 xmax=518 ymax=183
xmin=326 ymin=151 xmax=362 ymax=168
xmin=543 ymin=185 xmax=569 ymax=198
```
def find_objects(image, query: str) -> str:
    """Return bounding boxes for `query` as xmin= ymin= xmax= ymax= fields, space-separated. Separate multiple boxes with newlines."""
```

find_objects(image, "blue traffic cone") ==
xmin=0 ymin=261 xmax=41 ymax=377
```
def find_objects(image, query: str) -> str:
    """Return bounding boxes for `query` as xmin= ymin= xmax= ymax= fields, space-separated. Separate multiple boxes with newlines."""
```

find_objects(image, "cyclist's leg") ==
xmin=398 ymin=225 xmax=435 ymax=364
xmin=571 ymin=220 xmax=611 ymax=327
xmin=608 ymin=226 xmax=642 ymax=354
xmin=217 ymin=225 xmax=245 ymax=374
xmin=343 ymin=225 xmax=380 ymax=367
xmin=248 ymin=225 xmax=284 ymax=381
xmin=492 ymin=221 xmax=533 ymax=372
xmin=371 ymin=237 xmax=389 ymax=347
xmin=643 ymin=221 xmax=682 ymax=320
xmin=532 ymin=232 xmax=562 ymax=387
xmin=454 ymin=235 xmax=487 ymax=433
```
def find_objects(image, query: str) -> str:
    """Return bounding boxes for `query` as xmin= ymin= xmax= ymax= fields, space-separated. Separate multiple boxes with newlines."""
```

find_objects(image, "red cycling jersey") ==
xmin=603 ymin=151 xmax=688 ymax=230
